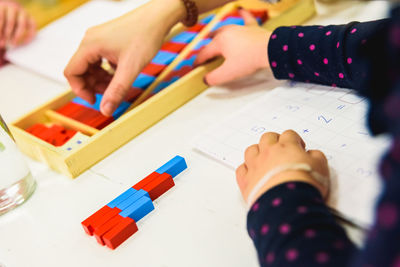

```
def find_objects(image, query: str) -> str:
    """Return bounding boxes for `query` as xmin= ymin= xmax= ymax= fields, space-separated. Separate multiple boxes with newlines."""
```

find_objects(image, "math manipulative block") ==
xmin=132 ymin=172 xmax=161 ymax=191
xmin=151 ymin=51 xmax=178 ymax=65
xmin=116 ymin=189 xmax=150 ymax=211
xmin=155 ymin=155 xmax=187 ymax=178
xmin=94 ymin=214 xmax=124 ymax=245
xmin=81 ymin=205 xmax=112 ymax=236
xmin=170 ymin=31 xmax=198 ymax=44
xmin=119 ymin=195 xmax=154 ymax=222
xmin=107 ymin=187 xmax=137 ymax=209
xmin=142 ymin=173 xmax=175 ymax=201
xmin=103 ymin=217 xmax=138 ymax=250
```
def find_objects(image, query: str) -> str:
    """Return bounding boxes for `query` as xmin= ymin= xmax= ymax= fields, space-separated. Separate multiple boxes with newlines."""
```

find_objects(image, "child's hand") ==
xmin=0 ymin=1 xmax=36 ymax=48
xmin=195 ymin=9 xmax=271 ymax=86
xmin=236 ymin=130 xmax=330 ymax=205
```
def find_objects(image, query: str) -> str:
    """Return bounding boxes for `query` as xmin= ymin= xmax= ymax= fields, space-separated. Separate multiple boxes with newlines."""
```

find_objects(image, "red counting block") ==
xmin=91 ymin=207 xmax=122 ymax=233
xmin=132 ymin=172 xmax=161 ymax=191
xmin=26 ymin=124 xmax=47 ymax=135
xmin=187 ymin=24 xmax=206 ymax=33
xmin=94 ymin=215 xmax=124 ymax=245
xmin=161 ymin=42 xmax=187 ymax=53
xmin=142 ymin=63 xmax=167 ymax=76
xmin=142 ymin=173 xmax=174 ymax=201
xmin=103 ymin=217 xmax=138 ymax=250
xmin=81 ymin=205 xmax=112 ymax=236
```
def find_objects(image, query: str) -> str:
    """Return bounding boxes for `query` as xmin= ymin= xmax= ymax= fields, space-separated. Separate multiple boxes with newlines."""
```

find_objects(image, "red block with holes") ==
xmin=142 ymin=173 xmax=175 ymax=201
xmin=26 ymin=123 xmax=77 ymax=147
xmin=103 ymin=217 xmax=138 ymax=250
xmin=81 ymin=205 xmax=112 ymax=236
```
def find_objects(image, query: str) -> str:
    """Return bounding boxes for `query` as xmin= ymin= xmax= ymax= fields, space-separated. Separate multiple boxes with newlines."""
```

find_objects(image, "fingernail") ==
xmin=203 ymin=77 xmax=209 ymax=86
xmin=102 ymin=102 xmax=115 ymax=117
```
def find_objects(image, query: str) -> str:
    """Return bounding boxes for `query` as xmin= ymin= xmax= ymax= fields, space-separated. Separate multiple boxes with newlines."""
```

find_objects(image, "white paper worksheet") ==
xmin=194 ymin=82 xmax=390 ymax=226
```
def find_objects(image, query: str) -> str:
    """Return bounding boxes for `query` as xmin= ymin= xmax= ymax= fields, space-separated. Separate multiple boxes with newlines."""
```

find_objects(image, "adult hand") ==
xmin=236 ymin=130 xmax=330 ymax=205
xmin=195 ymin=9 xmax=271 ymax=86
xmin=64 ymin=0 xmax=186 ymax=116
xmin=0 ymin=0 xmax=36 ymax=48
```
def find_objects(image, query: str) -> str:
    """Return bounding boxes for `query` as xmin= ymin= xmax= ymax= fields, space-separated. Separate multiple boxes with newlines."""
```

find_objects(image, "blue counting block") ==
xmin=153 ymin=77 xmax=179 ymax=94
xmin=200 ymin=14 xmax=215 ymax=24
xmin=175 ymin=55 xmax=197 ymax=70
xmin=107 ymin=187 xmax=137 ymax=209
xmin=117 ymin=189 xmax=150 ymax=211
xmin=151 ymin=51 xmax=178 ymax=65
xmin=212 ymin=17 xmax=245 ymax=31
xmin=119 ymin=195 xmax=154 ymax=222
xmin=72 ymin=94 xmax=130 ymax=119
xmin=72 ymin=94 xmax=102 ymax=111
xmin=155 ymin=155 xmax=187 ymax=178
xmin=171 ymin=32 xmax=197 ymax=44
xmin=132 ymin=73 xmax=156 ymax=89
xmin=194 ymin=38 xmax=212 ymax=50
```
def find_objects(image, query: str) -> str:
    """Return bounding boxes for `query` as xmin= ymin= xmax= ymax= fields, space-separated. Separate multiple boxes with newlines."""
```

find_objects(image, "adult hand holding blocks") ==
xmin=81 ymin=156 xmax=187 ymax=249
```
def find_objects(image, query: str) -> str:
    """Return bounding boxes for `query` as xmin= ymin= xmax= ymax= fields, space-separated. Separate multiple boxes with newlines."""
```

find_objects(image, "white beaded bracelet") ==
xmin=246 ymin=163 xmax=330 ymax=207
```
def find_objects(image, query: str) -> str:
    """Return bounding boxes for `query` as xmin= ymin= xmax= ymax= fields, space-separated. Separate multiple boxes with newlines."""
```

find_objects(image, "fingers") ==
xmin=64 ymin=46 xmax=101 ymax=104
xmin=239 ymin=9 xmax=258 ymax=26
xmin=0 ymin=5 xmax=5 ymax=48
xmin=11 ymin=10 xmax=27 ymax=45
xmin=259 ymin=132 xmax=279 ymax=150
xmin=23 ymin=16 xmax=36 ymax=44
xmin=244 ymin=144 xmax=259 ymax=164
xmin=279 ymin=130 xmax=306 ymax=149
xmin=235 ymin=163 xmax=248 ymax=189
xmin=204 ymin=59 xmax=244 ymax=85
xmin=194 ymin=40 xmax=220 ymax=66
xmin=307 ymin=149 xmax=328 ymax=163
xmin=3 ymin=3 xmax=17 ymax=47
xmin=101 ymin=54 xmax=139 ymax=116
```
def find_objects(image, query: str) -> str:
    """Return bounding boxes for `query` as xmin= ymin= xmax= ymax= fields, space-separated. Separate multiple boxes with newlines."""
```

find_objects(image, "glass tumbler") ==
xmin=0 ymin=115 xmax=36 ymax=216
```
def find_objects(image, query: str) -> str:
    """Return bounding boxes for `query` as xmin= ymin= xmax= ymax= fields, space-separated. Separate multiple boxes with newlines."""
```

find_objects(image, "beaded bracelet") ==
xmin=180 ymin=0 xmax=198 ymax=27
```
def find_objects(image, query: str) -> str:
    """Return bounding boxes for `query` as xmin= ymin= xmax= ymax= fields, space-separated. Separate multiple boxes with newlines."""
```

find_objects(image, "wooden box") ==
xmin=10 ymin=0 xmax=316 ymax=178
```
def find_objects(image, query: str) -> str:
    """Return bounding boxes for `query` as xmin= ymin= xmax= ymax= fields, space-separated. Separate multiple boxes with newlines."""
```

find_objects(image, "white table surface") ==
xmin=0 ymin=1 xmax=391 ymax=267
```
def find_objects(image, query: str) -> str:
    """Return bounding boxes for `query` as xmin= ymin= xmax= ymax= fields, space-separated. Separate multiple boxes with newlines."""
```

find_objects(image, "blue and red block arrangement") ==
xmin=81 ymin=155 xmax=187 ymax=249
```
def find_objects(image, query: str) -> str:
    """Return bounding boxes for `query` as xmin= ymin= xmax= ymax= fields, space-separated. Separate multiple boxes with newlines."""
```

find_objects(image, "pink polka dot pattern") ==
xmin=283 ymin=45 xmax=289 ymax=51
xmin=332 ymin=83 xmax=337 ymax=88
xmin=337 ymin=42 xmax=340 ymax=48
xmin=315 ymin=252 xmax=330 ymax=264
xmin=289 ymin=73 xmax=295 ymax=79
xmin=266 ymin=252 xmax=275 ymax=263
xmin=280 ymin=223 xmax=291 ymax=234
xmin=297 ymin=59 xmax=303 ymax=65
xmin=271 ymin=61 xmax=277 ymax=68
xmin=323 ymin=58 xmax=329 ymax=64
xmin=297 ymin=206 xmax=307 ymax=213
xmin=298 ymin=32 xmax=304 ymax=38
xmin=326 ymin=31 xmax=332 ymax=36
xmin=286 ymin=249 xmax=299 ymax=261
xmin=252 ymin=202 xmax=260 ymax=212
xmin=309 ymin=44 xmax=316 ymax=51
xmin=347 ymin=57 xmax=353 ymax=64
xmin=272 ymin=198 xmax=282 ymax=207
xmin=377 ymin=203 xmax=398 ymax=229
xmin=339 ymin=73 xmax=344 ymax=79
xmin=260 ymin=224 xmax=269 ymax=235
xmin=315 ymin=72 xmax=320 ymax=77
xmin=351 ymin=28 xmax=357 ymax=34
xmin=271 ymin=34 xmax=277 ymax=40
xmin=286 ymin=183 xmax=296 ymax=189
xmin=305 ymin=229 xmax=316 ymax=238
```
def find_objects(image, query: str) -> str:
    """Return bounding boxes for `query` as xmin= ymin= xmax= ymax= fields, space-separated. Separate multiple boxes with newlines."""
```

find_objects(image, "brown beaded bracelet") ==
xmin=180 ymin=0 xmax=199 ymax=27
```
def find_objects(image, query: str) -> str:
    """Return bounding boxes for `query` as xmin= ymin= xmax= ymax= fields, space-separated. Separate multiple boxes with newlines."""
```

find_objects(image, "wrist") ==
xmin=252 ymin=170 xmax=327 ymax=204
xmin=151 ymin=0 xmax=187 ymax=31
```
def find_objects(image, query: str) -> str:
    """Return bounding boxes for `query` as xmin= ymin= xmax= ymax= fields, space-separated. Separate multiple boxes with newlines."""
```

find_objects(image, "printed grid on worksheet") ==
xmin=194 ymin=82 xmax=390 ymax=225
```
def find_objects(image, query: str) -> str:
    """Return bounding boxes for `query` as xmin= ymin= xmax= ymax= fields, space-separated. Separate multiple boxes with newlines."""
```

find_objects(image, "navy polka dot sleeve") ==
xmin=247 ymin=6 xmax=400 ymax=267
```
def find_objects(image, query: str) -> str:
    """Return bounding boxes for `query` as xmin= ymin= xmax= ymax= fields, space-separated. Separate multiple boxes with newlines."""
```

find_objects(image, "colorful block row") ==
xmin=26 ymin=124 xmax=77 ymax=147
xmin=82 ymin=156 xmax=187 ymax=249
xmin=56 ymin=102 xmax=114 ymax=130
